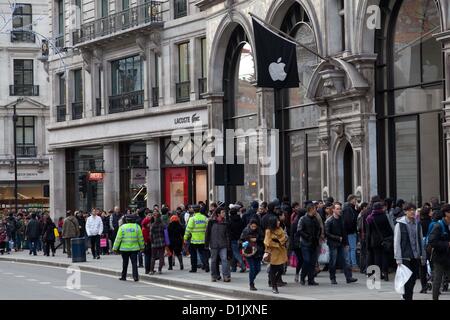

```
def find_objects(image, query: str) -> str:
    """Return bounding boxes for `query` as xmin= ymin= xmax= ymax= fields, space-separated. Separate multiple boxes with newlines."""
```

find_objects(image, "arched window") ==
xmin=376 ymin=0 xmax=444 ymax=204
xmin=276 ymin=3 xmax=321 ymax=203
xmin=223 ymin=26 xmax=258 ymax=205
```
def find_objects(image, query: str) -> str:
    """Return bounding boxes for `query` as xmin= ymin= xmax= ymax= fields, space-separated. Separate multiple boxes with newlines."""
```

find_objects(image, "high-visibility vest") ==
xmin=184 ymin=212 xmax=207 ymax=244
xmin=113 ymin=223 xmax=145 ymax=252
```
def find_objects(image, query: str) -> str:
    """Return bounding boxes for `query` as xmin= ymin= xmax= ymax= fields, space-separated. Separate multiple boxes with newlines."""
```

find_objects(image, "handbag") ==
xmin=100 ymin=237 xmax=107 ymax=248
xmin=373 ymin=219 xmax=393 ymax=251
xmin=262 ymin=252 xmax=271 ymax=263
xmin=53 ymin=228 xmax=60 ymax=238
xmin=318 ymin=242 xmax=330 ymax=264
xmin=289 ymin=251 xmax=298 ymax=268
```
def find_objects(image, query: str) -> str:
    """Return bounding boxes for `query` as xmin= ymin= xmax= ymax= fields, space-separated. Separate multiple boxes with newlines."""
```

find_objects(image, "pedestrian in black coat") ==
xmin=42 ymin=216 xmax=56 ymax=256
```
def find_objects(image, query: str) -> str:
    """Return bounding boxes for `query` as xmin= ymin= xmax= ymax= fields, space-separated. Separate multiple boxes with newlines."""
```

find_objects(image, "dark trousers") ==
xmin=247 ymin=256 xmax=262 ymax=285
xmin=359 ymin=239 xmax=368 ymax=272
xmin=432 ymin=262 xmax=450 ymax=300
xmin=150 ymin=247 xmax=165 ymax=272
xmin=301 ymin=245 xmax=318 ymax=282
xmin=168 ymin=254 xmax=183 ymax=269
xmin=293 ymin=248 xmax=303 ymax=275
xmin=44 ymin=240 xmax=55 ymax=256
xmin=329 ymin=245 xmax=352 ymax=281
xmin=372 ymin=246 xmax=390 ymax=275
xmin=65 ymin=238 xmax=72 ymax=257
xmin=28 ymin=238 xmax=38 ymax=255
xmin=269 ymin=264 xmax=284 ymax=287
xmin=121 ymin=251 xmax=139 ymax=280
xmin=402 ymin=259 xmax=420 ymax=300
xmin=89 ymin=235 xmax=100 ymax=258
xmin=143 ymin=243 xmax=152 ymax=273
xmin=189 ymin=243 xmax=209 ymax=272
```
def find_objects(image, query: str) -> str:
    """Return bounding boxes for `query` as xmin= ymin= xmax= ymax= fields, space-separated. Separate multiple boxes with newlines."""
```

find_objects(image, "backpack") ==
xmin=425 ymin=219 xmax=448 ymax=254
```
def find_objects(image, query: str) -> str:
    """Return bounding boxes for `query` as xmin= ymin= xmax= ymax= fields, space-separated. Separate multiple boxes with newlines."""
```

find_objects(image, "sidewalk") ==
xmin=0 ymin=250 xmax=446 ymax=300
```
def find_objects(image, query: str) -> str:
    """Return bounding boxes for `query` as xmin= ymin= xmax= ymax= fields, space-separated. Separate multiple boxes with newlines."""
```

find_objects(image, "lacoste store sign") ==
xmin=173 ymin=113 xmax=201 ymax=126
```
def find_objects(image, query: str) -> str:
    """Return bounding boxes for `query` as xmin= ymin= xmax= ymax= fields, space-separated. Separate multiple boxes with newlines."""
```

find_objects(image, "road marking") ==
xmin=166 ymin=295 xmax=188 ymax=300
xmin=124 ymin=295 xmax=145 ymax=300
xmin=7 ymin=261 xmax=236 ymax=300
xmin=142 ymin=295 xmax=172 ymax=300
xmin=4 ymin=272 xmax=13 ymax=275
xmin=26 ymin=279 xmax=37 ymax=282
xmin=39 ymin=282 xmax=51 ymax=285
xmin=14 ymin=275 xmax=25 ymax=278
xmin=81 ymin=291 xmax=92 ymax=295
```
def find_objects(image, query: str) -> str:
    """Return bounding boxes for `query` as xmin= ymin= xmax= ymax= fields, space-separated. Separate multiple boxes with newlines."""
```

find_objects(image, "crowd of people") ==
xmin=0 ymin=194 xmax=449 ymax=300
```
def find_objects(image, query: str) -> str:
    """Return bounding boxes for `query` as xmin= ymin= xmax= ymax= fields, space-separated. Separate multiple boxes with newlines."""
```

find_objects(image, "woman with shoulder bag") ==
xmin=366 ymin=202 xmax=394 ymax=281
xmin=264 ymin=216 xmax=288 ymax=294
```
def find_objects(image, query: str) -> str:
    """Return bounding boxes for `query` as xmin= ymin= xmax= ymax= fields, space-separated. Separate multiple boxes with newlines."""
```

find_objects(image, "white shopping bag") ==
xmin=394 ymin=264 xmax=412 ymax=295
xmin=318 ymin=242 xmax=330 ymax=264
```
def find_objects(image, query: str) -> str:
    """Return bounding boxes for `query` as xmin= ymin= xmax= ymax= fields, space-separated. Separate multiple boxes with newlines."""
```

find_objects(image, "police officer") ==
xmin=184 ymin=204 xmax=209 ymax=273
xmin=113 ymin=215 xmax=145 ymax=281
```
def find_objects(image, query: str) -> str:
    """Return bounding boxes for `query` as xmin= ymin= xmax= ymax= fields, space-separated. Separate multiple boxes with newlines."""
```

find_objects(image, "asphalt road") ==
xmin=0 ymin=261 xmax=238 ymax=300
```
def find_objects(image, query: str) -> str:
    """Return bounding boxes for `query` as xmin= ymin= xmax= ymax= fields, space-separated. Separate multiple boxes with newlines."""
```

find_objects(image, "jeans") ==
xmin=230 ymin=240 xmax=245 ymax=271
xmin=36 ymin=239 xmax=42 ymax=252
xmin=329 ymin=245 xmax=353 ymax=281
xmin=16 ymin=234 xmax=23 ymax=250
xmin=247 ymin=256 xmax=262 ymax=285
xmin=121 ymin=251 xmax=139 ymax=280
xmin=89 ymin=235 xmax=101 ymax=258
xmin=432 ymin=262 xmax=450 ymax=300
xmin=189 ymin=243 xmax=209 ymax=272
xmin=347 ymin=233 xmax=358 ymax=267
xmin=28 ymin=238 xmax=38 ymax=255
xmin=301 ymin=245 xmax=318 ymax=282
xmin=402 ymin=258 xmax=420 ymax=300
xmin=210 ymin=248 xmax=230 ymax=279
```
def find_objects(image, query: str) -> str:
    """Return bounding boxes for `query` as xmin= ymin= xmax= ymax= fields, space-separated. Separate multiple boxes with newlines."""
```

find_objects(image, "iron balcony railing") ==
xmin=73 ymin=1 xmax=163 ymax=45
xmin=108 ymin=90 xmax=144 ymax=114
xmin=72 ymin=102 xmax=83 ymax=120
xmin=152 ymin=87 xmax=159 ymax=107
xmin=16 ymin=145 xmax=37 ymax=158
xmin=10 ymin=30 xmax=35 ymax=43
xmin=56 ymin=104 xmax=66 ymax=122
xmin=176 ymin=81 xmax=190 ymax=103
xmin=96 ymin=98 xmax=102 ymax=116
xmin=198 ymin=77 xmax=207 ymax=99
xmin=9 ymin=85 xmax=39 ymax=96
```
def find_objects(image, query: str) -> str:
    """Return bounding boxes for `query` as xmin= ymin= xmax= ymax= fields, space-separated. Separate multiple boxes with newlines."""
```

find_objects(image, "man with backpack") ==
xmin=428 ymin=204 xmax=450 ymax=300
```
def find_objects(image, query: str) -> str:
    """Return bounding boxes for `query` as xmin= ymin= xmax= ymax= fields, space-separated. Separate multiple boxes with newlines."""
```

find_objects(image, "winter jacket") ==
xmin=42 ymin=222 xmax=56 ymax=242
xmin=102 ymin=216 xmax=110 ymax=235
xmin=229 ymin=214 xmax=245 ymax=241
xmin=428 ymin=219 xmax=450 ymax=268
xmin=342 ymin=203 xmax=358 ymax=234
xmin=109 ymin=213 xmax=122 ymax=231
xmin=77 ymin=216 xmax=86 ymax=237
xmin=394 ymin=216 xmax=425 ymax=264
xmin=297 ymin=214 xmax=321 ymax=248
xmin=62 ymin=216 xmax=80 ymax=239
xmin=85 ymin=215 xmax=103 ymax=237
xmin=325 ymin=215 xmax=348 ymax=248
xmin=141 ymin=216 xmax=151 ymax=244
xmin=264 ymin=227 xmax=288 ymax=266
xmin=184 ymin=212 xmax=208 ymax=245
xmin=6 ymin=216 xmax=17 ymax=236
xmin=366 ymin=212 xmax=394 ymax=249
xmin=205 ymin=219 xmax=230 ymax=250
xmin=26 ymin=218 xmax=41 ymax=240
xmin=168 ymin=221 xmax=184 ymax=251
xmin=150 ymin=222 xmax=166 ymax=249
xmin=113 ymin=223 xmax=144 ymax=252
xmin=240 ymin=225 xmax=264 ymax=258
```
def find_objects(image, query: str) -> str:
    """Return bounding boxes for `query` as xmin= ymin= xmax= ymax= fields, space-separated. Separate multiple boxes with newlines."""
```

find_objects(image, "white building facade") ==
xmin=0 ymin=0 xmax=51 ymax=210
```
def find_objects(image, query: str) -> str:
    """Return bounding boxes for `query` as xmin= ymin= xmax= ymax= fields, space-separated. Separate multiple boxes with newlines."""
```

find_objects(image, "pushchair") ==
xmin=426 ymin=260 xmax=449 ymax=292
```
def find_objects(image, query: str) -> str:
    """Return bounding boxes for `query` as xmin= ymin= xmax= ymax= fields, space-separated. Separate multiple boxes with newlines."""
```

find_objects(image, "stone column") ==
xmin=205 ymin=92 xmax=224 ymax=203
xmin=49 ymin=149 xmax=66 ymax=220
xmin=256 ymin=87 xmax=276 ymax=202
xmin=103 ymin=143 xmax=120 ymax=211
xmin=146 ymin=139 xmax=161 ymax=208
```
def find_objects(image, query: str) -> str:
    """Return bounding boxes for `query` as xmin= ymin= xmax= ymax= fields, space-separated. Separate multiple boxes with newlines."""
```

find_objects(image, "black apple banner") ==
xmin=251 ymin=17 xmax=300 ymax=89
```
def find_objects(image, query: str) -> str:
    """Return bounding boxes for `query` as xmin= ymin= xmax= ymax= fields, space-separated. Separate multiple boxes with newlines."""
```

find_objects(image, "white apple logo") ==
xmin=269 ymin=57 xmax=287 ymax=81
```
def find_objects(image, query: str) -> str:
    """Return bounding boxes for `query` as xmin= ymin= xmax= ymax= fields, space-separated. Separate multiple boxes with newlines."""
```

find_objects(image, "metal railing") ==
xmin=9 ymin=85 xmax=39 ymax=96
xmin=16 ymin=145 xmax=37 ymax=157
xmin=96 ymin=98 xmax=102 ymax=116
xmin=198 ymin=77 xmax=207 ymax=99
xmin=56 ymin=104 xmax=66 ymax=122
xmin=176 ymin=81 xmax=190 ymax=103
xmin=108 ymin=90 xmax=144 ymax=114
xmin=174 ymin=0 xmax=187 ymax=19
xmin=10 ymin=30 xmax=35 ymax=43
xmin=72 ymin=102 xmax=83 ymax=120
xmin=73 ymin=1 xmax=163 ymax=45
xmin=152 ymin=87 xmax=159 ymax=107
